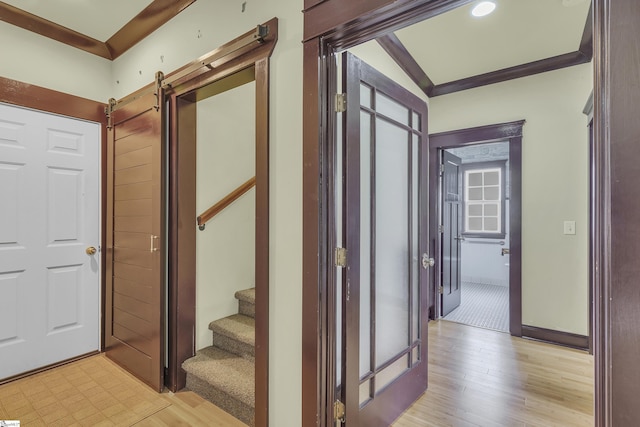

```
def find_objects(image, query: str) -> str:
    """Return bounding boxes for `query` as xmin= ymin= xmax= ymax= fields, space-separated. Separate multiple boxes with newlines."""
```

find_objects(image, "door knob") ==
xmin=86 ymin=246 xmax=97 ymax=255
xmin=422 ymin=253 xmax=435 ymax=269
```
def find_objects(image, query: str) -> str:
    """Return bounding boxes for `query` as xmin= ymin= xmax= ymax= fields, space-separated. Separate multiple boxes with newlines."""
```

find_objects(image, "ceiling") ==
xmin=0 ymin=0 xmax=591 ymax=92
xmin=0 ymin=0 xmax=196 ymax=59
xmin=376 ymin=0 xmax=592 ymax=96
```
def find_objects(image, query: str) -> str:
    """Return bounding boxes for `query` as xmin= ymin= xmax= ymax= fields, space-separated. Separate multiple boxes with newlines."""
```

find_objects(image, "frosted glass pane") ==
xmin=412 ymin=112 xmax=420 ymax=131
xmin=468 ymin=188 xmax=483 ymax=201
xmin=485 ymin=186 xmax=500 ymax=201
xmin=484 ymin=204 xmax=498 ymax=216
xmin=360 ymin=84 xmax=372 ymax=108
xmin=469 ymin=217 xmax=482 ymax=231
xmin=468 ymin=172 xmax=482 ymax=186
xmin=375 ymin=355 xmax=409 ymax=393
xmin=469 ymin=204 xmax=483 ymax=216
xmin=359 ymin=380 xmax=371 ymax=406
xmin=375 ymin=118 xmax=410 ymax=368
xmin=376 ymin=92 xmax=409 ymax=125
xmin=336 ymin=103 xmax=344 ymax=388
xmin=411 ymin=134 xmax=419 ymax=343
xmin=484 ymin=171 xmax=500 ymax=185
xmin=360 ymin=110 xmax=372 ymax=377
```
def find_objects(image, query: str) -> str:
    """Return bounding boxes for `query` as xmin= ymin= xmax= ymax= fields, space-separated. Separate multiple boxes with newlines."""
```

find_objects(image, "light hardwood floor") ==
xmin=393 ymin=320 xmax=594 ymax=426
xmin=0 ymin=320 xmax=593 ymax=426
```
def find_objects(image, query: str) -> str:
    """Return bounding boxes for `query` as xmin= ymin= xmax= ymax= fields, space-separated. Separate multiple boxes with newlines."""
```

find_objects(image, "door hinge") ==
xmin=334 ymin=399 xmax=346 ymax=424
xmin=335 ymin=247 xmax=347 ymax=268
xmin=439 ymin=285 xmax=444 ymax=295
xmin=335 ymin=93 xmax=347 ymax=113
xmin=439 ymin=163 xmax=444 ymax=176
xmin=438 ymin=224 xmax=444 ymax=233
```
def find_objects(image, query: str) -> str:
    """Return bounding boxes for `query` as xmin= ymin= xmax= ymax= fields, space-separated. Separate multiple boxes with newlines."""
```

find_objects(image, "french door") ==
xmin=337 ymin=52 xmax=430 ymax=426
xmin=105 ymin=87 xmax=165 ymax=392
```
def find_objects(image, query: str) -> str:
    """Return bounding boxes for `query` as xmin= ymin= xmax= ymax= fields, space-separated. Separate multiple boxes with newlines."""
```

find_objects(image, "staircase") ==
xmin=182 ymin=288 xmax=256 ymax=426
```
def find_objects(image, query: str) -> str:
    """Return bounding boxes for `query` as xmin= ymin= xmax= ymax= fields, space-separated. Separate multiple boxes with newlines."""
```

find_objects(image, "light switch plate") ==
xmin=564 ymin=220 xmax=576 ymax=235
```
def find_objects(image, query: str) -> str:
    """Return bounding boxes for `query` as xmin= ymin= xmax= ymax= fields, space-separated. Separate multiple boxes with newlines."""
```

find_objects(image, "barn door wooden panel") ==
xmin=105 ymin=82 xmax=165 ymax=392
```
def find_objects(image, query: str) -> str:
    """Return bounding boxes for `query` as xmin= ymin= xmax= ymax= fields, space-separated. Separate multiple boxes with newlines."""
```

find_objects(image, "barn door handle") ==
xmin=150 ymin=235 xmax=159 ymax=252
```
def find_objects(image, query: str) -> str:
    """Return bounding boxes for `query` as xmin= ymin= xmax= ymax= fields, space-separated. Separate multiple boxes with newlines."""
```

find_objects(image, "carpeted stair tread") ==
xmin=209 ymin=314 xmax=255 ymax=347
xmin=234 ymin=288 xmax=255 ymax=305
xmin=182 ymin=346 xmax=255 ymax=407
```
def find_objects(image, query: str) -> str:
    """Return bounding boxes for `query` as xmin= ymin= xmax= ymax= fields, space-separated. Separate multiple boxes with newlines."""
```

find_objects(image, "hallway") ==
xmin=394 ymin=321 xmax=593 ymax=426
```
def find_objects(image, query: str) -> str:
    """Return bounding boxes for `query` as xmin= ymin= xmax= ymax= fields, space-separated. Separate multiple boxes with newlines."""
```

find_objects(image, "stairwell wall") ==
xmin=195 ymin=81 xmax=256 ymax=351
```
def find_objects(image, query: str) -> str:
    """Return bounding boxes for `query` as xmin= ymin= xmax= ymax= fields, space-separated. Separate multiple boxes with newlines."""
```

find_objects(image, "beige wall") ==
xmin=430 ymin=63 xmax=593 ymax=335
xmin=0 ymin=21 xmax=112 ymax=102
xmin=195 ymin=81 xmax=256 ymax=351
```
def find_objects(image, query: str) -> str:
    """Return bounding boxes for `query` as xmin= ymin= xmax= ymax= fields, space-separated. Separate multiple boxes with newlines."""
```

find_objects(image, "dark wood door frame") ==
xmin=429 ymin=121 xmax=524 ymax=337
xmin=164 ymin=18 xmax=278 ymax=427
xmin=301 ymin=0 xmax=635 ymax=426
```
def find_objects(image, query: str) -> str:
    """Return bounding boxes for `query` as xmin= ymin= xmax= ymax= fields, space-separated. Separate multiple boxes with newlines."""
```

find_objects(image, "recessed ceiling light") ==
xmin=471 ymin=1 xmax=496 ymax=17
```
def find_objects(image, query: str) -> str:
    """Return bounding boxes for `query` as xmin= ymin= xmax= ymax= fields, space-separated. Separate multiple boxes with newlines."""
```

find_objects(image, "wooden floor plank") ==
xmin=393 ymin=320 xmax=593 ymax=427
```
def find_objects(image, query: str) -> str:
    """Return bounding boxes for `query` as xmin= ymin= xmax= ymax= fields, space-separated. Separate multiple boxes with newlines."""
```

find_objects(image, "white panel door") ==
xmin=0 ymin=102 xmax=100 ymax=380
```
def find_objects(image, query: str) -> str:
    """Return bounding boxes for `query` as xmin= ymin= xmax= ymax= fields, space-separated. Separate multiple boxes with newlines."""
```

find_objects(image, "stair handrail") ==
xmin=197 ymin=176 xmax=256 ymax=230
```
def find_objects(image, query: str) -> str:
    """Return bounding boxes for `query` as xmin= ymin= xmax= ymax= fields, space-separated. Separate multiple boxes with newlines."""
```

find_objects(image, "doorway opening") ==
xmin=302 ymin=0 xmax=592 ymax=425
xmin=441 ymin=142 xmax=511 ymax=332
xmin=430 ymin=126 xmax=523 ymax=337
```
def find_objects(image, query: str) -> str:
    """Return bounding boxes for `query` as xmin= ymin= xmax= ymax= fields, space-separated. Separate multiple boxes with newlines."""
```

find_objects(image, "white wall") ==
xmin=0 ymin=21 xmax=112 ymax=102
xmin=430 ymin=63 xmax=593 ymax=335
xmin=196 ymin=81 xmax=256 ymax=350
xmin=110 ymin=2 xmax=303 ymax=425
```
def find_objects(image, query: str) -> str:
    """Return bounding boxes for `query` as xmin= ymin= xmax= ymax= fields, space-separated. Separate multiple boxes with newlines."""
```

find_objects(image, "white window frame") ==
xmin=462 ymin=161 xmax=506 ymax=238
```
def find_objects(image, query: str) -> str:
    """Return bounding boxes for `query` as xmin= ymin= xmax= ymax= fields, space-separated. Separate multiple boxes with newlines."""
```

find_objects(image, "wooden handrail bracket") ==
xmin=197 ymin=176 xmax=256 ymax=230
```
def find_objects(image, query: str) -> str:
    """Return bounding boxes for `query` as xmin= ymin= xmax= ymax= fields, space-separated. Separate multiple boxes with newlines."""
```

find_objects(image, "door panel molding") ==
xmin=429 ymin=121 xmax=524 ymax=337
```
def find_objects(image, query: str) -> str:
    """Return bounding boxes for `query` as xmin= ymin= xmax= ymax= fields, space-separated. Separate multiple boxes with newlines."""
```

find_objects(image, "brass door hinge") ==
xmin=439 ymin=286 xmax=444 ymax=294
xmin=335 ymin=247 xmax=347 ymax=268
xmin=334 ymin=399 xmax=345 ymax=424
xmin=335 ymin=93 xmax=347 ymax=113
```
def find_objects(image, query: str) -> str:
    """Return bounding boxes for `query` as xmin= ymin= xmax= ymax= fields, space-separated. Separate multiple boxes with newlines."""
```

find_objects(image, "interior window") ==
xmin=464 ymin=167 xmax=503 ymax=236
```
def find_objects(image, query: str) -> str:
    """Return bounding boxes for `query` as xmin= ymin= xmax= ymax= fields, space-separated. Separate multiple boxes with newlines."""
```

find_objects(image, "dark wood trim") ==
xmin=431 ymin=51 xmax=590 ymax=97
xmin=376 ymin=33 xmax=434 ymax=95
xmin=166 ymin=95 xmax=197 ymax=392
xmin=302 ymin=37 xmax=326 ymax=427
xmin=165 ymin=20 xmax=277 ymax=426
xmin=592 ymin=2 xmax=607 ymax=424
xmin=429 ymin=121 xmax=523 ymax=337
xmin=430 ymin=121 xmax=525 ymax=146
xmin=0 ymin=0 xmax=195 ymax=60
xmin=105 ymin=0 xmax=196 ymax=60
xmin=522 ymin=325 xmax=589 ymax=351
xmin=579 ymin=4 xmax=593 ymax=59
xmin=254 ymin=56 xmax=270 ymax=427
xmin=196 ymin=177 xmax=256 ymax=228
xmin=0 ymin=2 xmax=111 ymax=59
xmin=0 ymin=76 xmax=106 ymax=123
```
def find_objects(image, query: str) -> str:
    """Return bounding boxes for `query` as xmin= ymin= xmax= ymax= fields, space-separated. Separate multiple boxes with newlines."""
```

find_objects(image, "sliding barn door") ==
xmin=105 ymin=88 xmax=165 ymax=391
xmin=340 ymin=52 xmax=430 ymax=426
